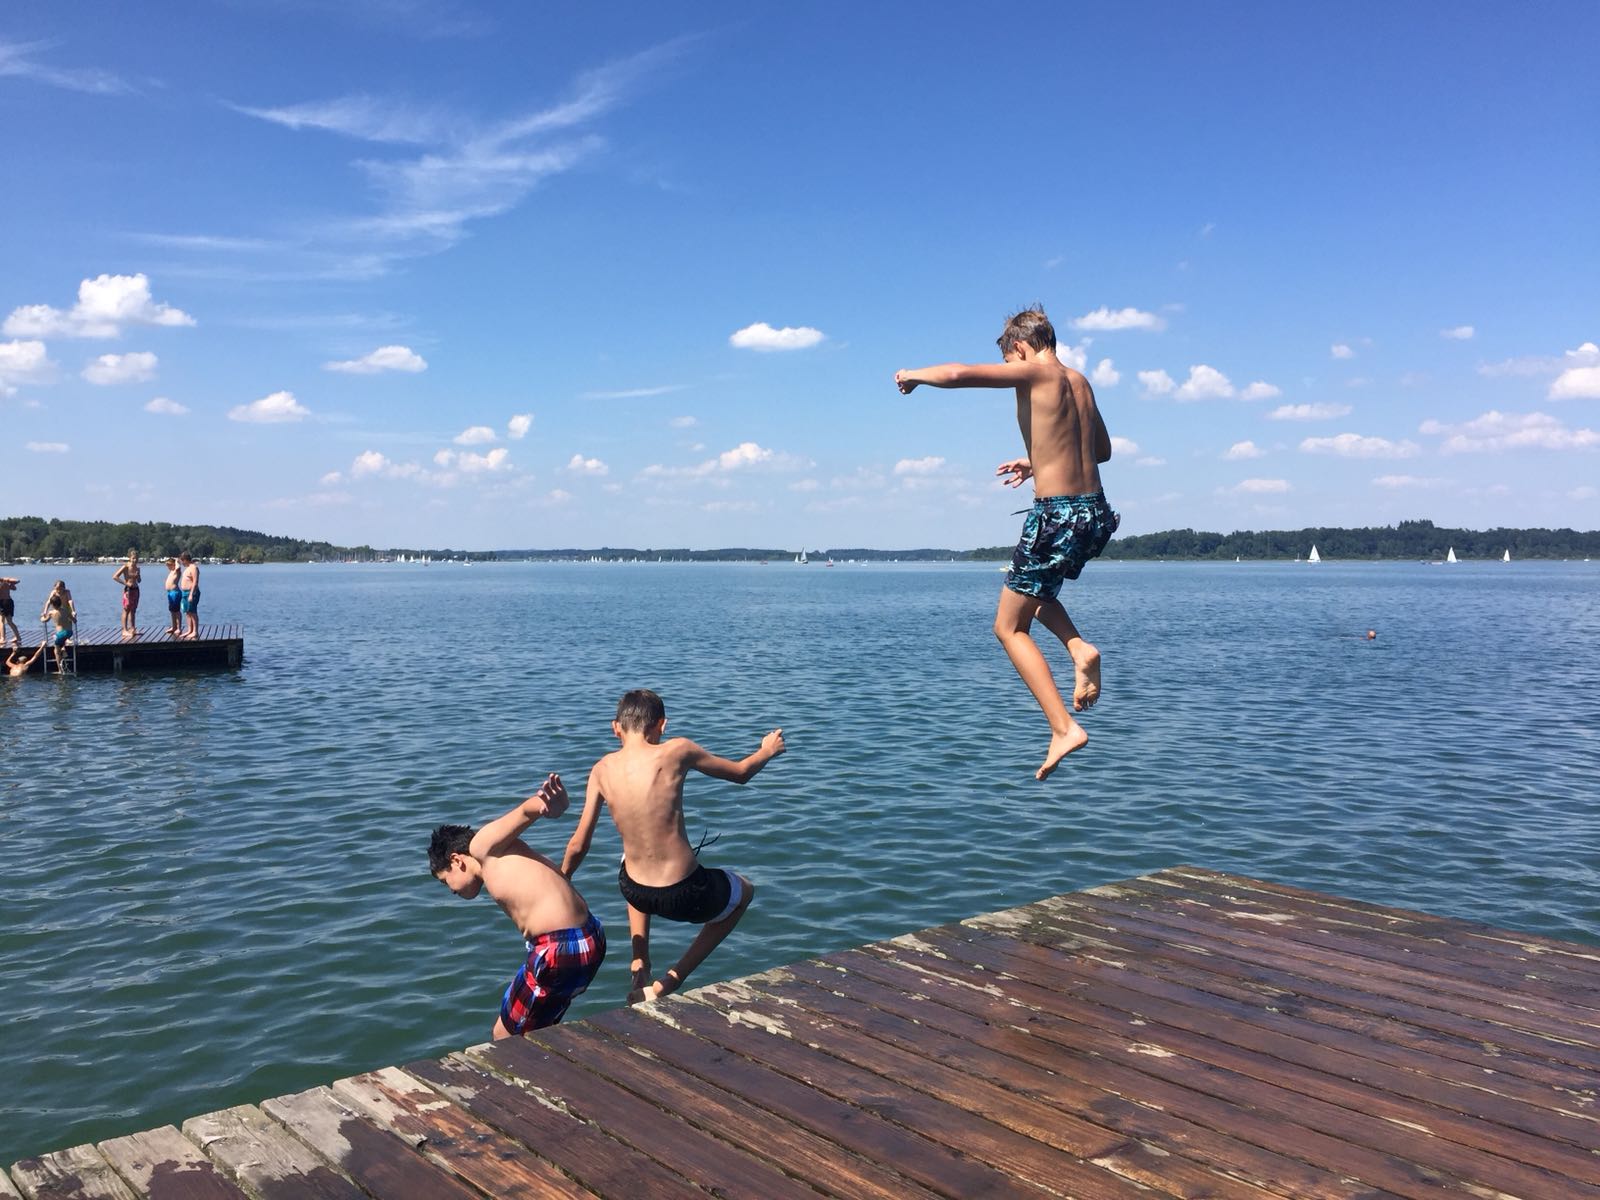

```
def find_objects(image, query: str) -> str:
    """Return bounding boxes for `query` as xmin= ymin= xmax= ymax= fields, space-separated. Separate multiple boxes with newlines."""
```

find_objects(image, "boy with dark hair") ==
xmin=563 ymin=689 xmax=784 ymax=1004
xmin=896 ymin=305 xmax=1118 ymax=781
xmin=429 ymin=773 xmax=605 ymax=1038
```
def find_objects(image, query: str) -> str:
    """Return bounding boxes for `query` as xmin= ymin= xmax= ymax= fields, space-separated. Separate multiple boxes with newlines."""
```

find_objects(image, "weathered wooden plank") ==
xmin=870 ymin=935 xmax=1600 ymax=1200
xmin=993 ymin=900 xmax=1600 ymax=1098
xmin=330 ymin=1066 xmax=593 ymax=1199
xmin=0 ymin=1168 xmax=23 ymax=1200
xmin=543 ymin=1021 xmax=947 ymax=1200
xmin=924 ymin=923 xmax=1600 ymax=1182
xmin=1097 ymin=878 xmax=1600 ymax=1021
xmin=260 ymin=1087 xmax=482 ymax=1200
xmin=698 ymin=972 xmax=1288 ymax=1200
xmin=777 ymin=957 xmax=1401 ymax=1200
xmin=181 ymin=1106 xmax=367 ymax=1200
xmin=1158 ymin=868 xmax=1600 ymax=979
xmin=1125 ymin=873 xmax=1600 ymax=1004
xmin=7 ymin=1146 xmax=138 ymax=1200
xmin=475 ymin=1034 xmax=823 ymax=1200
xmin=95 ymin=1127 xmax=249 ymax=1200
xmin=403 ymin=1054 xmax=707 ymax=1200
xmin=586 ymin=1006 xmax=1048 ymax=1200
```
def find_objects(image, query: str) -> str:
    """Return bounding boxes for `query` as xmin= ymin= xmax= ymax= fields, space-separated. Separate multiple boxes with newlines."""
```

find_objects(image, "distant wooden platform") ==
xmin=8 ymin=624 xmax=242 ymax=673
xmin=9 ymin=866 xmax=1599 ymax=1198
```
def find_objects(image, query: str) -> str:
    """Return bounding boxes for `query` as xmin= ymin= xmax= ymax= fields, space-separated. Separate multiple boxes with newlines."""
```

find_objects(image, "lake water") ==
xmin=2 ymin=558 xmax=1597 ymax=1163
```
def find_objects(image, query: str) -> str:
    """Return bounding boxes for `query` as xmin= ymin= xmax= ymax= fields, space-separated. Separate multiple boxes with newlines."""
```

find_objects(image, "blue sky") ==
xmin=2 ymin=3 xmax=1596 ymax=550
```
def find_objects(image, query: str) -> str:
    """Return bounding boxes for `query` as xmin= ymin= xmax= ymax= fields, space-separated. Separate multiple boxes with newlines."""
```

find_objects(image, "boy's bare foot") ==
xmin=1071 ymin=643 xmax=1102 ymax=711
xmin=1037 ymin=725 xmax=1089 ymax=780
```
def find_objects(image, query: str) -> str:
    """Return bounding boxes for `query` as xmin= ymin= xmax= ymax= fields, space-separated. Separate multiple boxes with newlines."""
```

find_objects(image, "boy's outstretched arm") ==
xmin=895 ymin=362 xmax=1041 ymax=392
xmin=682 ymin=729 xmax=785 ymax=784
xmin=560 ymin=771 xmax=605 ymax=879
xmin=468 ymin=773 xmax=568 ymax=861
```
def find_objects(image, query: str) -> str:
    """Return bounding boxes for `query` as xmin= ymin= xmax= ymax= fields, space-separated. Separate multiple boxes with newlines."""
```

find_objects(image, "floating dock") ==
xmin=8 ymin=866 xmax=1599 ymax=1198
xmin=8 ymin=624 xmax=242 ymax=673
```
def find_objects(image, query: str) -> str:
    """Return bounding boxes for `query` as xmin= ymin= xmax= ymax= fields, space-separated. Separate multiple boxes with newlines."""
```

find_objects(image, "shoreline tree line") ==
xmin=4 ymin=515 xmax=1597 ymax=564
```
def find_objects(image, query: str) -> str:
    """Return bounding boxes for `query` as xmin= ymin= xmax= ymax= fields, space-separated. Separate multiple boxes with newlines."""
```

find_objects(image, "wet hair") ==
xmin=615 ymin=688 xmax=666 ymax=732
xmin=428 ymin=824 xmax=473 ymax=874
xmin=180 ymin=553 xmax=193 ymax=563
xmin=51 ymin=580 xmax=66 ymax=592
xmin=996 ymin=306 xmax=1057 ymax=357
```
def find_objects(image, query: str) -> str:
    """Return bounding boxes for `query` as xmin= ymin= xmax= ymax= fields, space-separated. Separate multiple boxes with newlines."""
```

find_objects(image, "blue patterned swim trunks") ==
xmin=1005 ymin=492 xmax=1120 ymax=601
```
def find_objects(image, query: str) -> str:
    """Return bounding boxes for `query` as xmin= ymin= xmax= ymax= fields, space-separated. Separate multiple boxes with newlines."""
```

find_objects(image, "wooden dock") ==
xmin=8 ymin=624 xmax=242 ymax=673
xmin=8 ymin=866 xmax=1599 ymax=1198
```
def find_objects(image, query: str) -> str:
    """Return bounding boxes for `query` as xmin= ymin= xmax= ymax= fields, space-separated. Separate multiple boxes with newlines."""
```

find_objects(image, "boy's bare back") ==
xmin=477 ymin=841 xmax=589 ymax=940
xmin=1016 ymin=362 xmax=1106 ymax=498
xmin=589 ymin=738 xmax=700 ymax=887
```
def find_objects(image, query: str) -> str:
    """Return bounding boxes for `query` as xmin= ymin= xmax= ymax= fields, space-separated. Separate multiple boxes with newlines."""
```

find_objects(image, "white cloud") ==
xmin=323 ymin=344 xmax=427 ymax=374
xmin=789 ymin=479 xmax=820 ymax=492
xmin=1175 ymin=364 xmax=1234 ymax=402
xmin=893 ymin=456 xmax=945 ymax=476
xmin=83 ymin=351 xmax=158 ymax=385
xmin=1055 ymin=341 xmax=1089 ymax=371
xmin=0 ymin=339 xmax=56 ymax=394
xmin=1239 ymin=381 xmax=1281 ymax=401
xmin=1269 ymin=402 xmax=1352 ymax=421
xmin=1331 ymin=343 xmax=1354 ymax=359
xmin=642 ymin=441 xmax=808 ymax=482
xmin=718 ymin=442 xmax=773 ymax=469
xmin=545 ymin=488 xmax=573 ymax=504
xmin=566 ymin=453 xmax=609 ymax=476
xmin=1422 ymin=410 xmax=1600 ymax=454
xmin=26 ymin=441 xmax=69 ymax=453
xmin=1091 ymin=358 xmax=1120 ymax=387
xmin=1224 ymin=478 xmax=1290 ymax=494
xmin=507 ymin=413 xmax=532 ymax=440
xmin=1550 ymin=365 xmax=1600 ymax=401
xmin=0 ymin=39 xmax=131 ymax=94
xmin=320 ymin=471 xmax=343 ymax=485
xmin=1300 ymin=432 xmax=1420 ymax=459
xmin=454 ymin=425 xmax=496 ymax=445
xmin=728 ymin=322 xmax=825 ymax=351
xmin=229 ymin=390 xmax=309 ymax=423
xmin=1373 ymin=474 xmax=1445 ymax=489
xmin=1110 ymin=436 xmax=1139 ymax=456
xmin=1480 ymin=341 xmax=1598 ymax=378
xmin=1440 ymin=325 xmax=1475 ymax=340
xmin=669 ymin=415 xmax=697 ymax=428
xmin=1570 ymin=485 xmax=1598 ymax=501
xmin=457 ymin=447 xmax=510 ymax=473
xmin=582 ymin=384 xmax=687 ymax=399
xmin=1137 ymin=369 xmax=1175 ymax=396
xmin=4 ymin=274 xmax=193 ymax=339
xmin=351 ymin=450 xmax=391 ymax=477
xmin=144 ymin=396 xmax=188 ymax=415
xmin=1224 ymin=440 xmax=1264 ymax=460
xmin=1071 ymin=306 xmax=1165 ymax=332
xmin=1135 ymin=456 xmax=1166 ymax=467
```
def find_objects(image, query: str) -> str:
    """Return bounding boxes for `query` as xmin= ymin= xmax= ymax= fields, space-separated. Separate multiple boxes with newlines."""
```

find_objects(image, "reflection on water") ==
xmin=2 ymin=558 xmax=1598 ymax=1162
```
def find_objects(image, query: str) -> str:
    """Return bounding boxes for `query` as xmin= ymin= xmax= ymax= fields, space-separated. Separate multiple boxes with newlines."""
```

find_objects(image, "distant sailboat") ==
xmin=795 ymin=549 xmax=809 ymax=564
xmin=1503 ymin=549 xmax=1511 ymax=563
xmin=1446 ymin=547 xmax=1458 ymax=564
xmin=1307 ymin=545 xmax=1321 ymax=564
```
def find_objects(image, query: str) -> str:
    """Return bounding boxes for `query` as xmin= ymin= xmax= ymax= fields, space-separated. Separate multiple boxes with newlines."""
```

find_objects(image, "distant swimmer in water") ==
xmin=1367 ymin=629 xmax=1377 ymax=640
xmin=563 ymin=688 xmax=783 ymax=1005
xmin=429 ymin=774 xmax=606 ymax=1039
xmin=896 ymin=306 xmax=1118 ymax=780
xmin=4 ymin=642 xmax=46 ymax=676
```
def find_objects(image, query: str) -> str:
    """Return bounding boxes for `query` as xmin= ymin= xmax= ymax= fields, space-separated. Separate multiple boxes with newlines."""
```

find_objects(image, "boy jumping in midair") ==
xmin=563 ymin=689 xmax=784 ymax=1004
xmin=897 ymin=306 xmax=1118 ymax=781
xmin=429 ymin=773 xmax=606 ymax=1038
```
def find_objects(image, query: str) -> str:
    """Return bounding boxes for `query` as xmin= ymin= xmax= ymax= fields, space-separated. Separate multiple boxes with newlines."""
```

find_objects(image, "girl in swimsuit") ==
xmin=113 ymin=550 xmax=142 ymax=638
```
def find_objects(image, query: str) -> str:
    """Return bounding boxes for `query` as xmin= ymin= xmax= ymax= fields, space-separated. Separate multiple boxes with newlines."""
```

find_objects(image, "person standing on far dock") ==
xmin=896 ymin=306 xmax=1118 ymax=781
xmin=113 ymin=550 xmax=142 ymax=639
xmin=0 ymin=576 xmax=19 ymax=648
xmin=179 ymin=553 xmax=201 ymax=639
xmin=163 ymin=558 xmax=182 ymax=637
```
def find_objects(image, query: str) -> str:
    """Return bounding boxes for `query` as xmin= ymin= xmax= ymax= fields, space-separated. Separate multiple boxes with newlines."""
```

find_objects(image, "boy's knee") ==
xmin=736 ymin=876 xmax=755 ymax=912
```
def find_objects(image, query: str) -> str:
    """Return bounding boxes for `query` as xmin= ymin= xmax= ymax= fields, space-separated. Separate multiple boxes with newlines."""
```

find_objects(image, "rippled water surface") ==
xmin=2 ymin=558 xmax=1597 ymax=1162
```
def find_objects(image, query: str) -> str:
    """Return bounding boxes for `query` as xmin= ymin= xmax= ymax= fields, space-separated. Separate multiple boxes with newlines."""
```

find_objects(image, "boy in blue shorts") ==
xmin=897 ymin=306 xmax=1117 ymax=780
xmin=429 ymin=773 xmax=606 ymax=1038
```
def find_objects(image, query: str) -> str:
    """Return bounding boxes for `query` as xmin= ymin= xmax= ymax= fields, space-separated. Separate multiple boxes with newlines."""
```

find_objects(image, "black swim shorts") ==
xmin=618 ymin=861 xmax=743 ymax=925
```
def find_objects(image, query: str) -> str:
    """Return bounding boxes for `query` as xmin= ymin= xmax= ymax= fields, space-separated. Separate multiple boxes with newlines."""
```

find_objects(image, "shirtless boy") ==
xmin=163 ymin=559 xmax=182 ymax=636
xmin=40 ymin=581 xmax=76 ymax=669
xmin=178 ymin=553 xmax=201 ymax=639
xmin=4 ymin=642 xmax=46 ymax=676
xmin=429 ymin=773 xmax=606 ymax=1038
xmin=113 ymin=550 xmax=142 ymax=638
xmin=896 ymin=306 xmax=1118 ymax=781
xmin=0 ymin=577 xmax=19 ymax=647
xmin=563 ymin=689 xmax=784 ymax=1004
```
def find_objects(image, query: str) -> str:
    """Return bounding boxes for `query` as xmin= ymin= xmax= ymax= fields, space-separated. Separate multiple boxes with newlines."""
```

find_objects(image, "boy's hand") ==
xmin=761 ymin=729 xmax=786 ymax=758
xmin=995 ymin=458 xmax=1033 ymax=488
xmin=894 ymin=370 xmax=919 ymax=394
xmin=528 ymin=773 xmax=569 ymax=820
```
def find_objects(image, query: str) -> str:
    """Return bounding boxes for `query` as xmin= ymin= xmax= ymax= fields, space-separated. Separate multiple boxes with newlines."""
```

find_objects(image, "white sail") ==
xmin=1503 ymin=549 xmax=1511 ymax=562
xmin=1446 ymin=547 xmax=1457 ymax=563
xmin=1307 ymin=544 xmax=1321 ymax=564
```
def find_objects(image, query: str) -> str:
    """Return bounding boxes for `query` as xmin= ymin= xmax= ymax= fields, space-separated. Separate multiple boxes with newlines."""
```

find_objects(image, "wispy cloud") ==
xmin=1239 ymin=381 xmax=1281 ymax=401
xmin=83 ymin=351 xmax=158 ymax=386
xmin=1331 ymin=343 xmax=1354 ymax=359
xmin=324 ymin=344 xmax=427 ymax=374
xmin=566 ymin=453 xmax=609 ymax=476
xmin=641 ymin=441 xmax=811 ymax=482
xmin=1072 ymin=306 xmax=1165 ymax=332
xmin=230 ymin=390 xmax=310 ymax=423
xmin=1300 ymin=432 xmax=1419 ymax=459
xmin=453 ymin=425 xmax=496 ymax=445
xmin=1373 ymin=474 xmax=1445 ymax=489
xmin=144 ymin=396 xmax=189 ymax=416
xmin=0 ymin=39 xmax=131 ymax=95
xmin=729 ymin=322 xmax=825 ymax=351
xmin=1422 ymin=410 xmax=1600 ymax=454
xmin=1269 ymin=402 xmax=1351 ymax=421
xmin=1440 ymin=325 xmax=1475 ymax=340
xmin=1224 ymin=440 xmax=1264 ymax=460
xmin=582 ymin=384 xmax=688 ymax=399
xmin=26 ymin=441 xmax=70 ymax=453
xmin=1222 ymin=478 xmax=1290 ymax=494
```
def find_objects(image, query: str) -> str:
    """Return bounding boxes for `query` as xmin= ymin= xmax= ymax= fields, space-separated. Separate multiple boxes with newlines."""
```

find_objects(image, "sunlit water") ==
xmin=2 ymin=558 xmax=1597 ymax=1162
